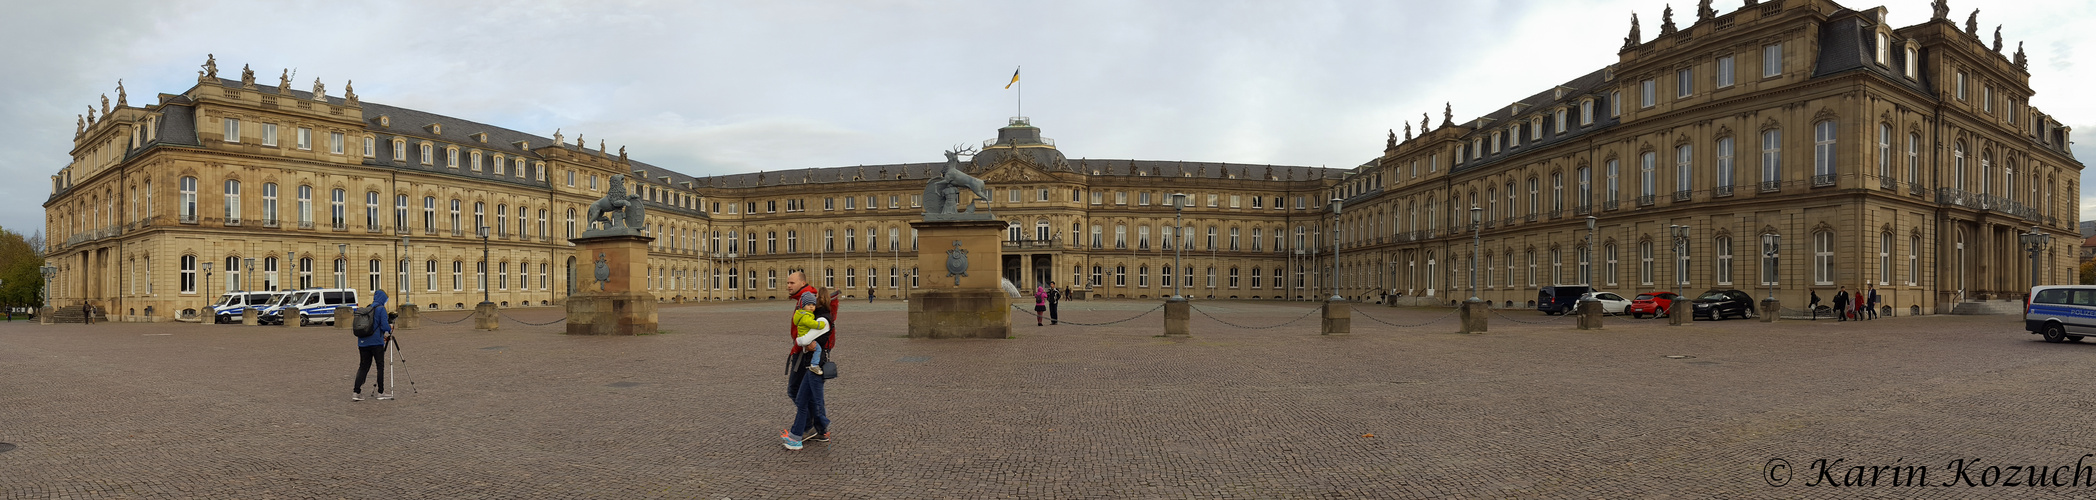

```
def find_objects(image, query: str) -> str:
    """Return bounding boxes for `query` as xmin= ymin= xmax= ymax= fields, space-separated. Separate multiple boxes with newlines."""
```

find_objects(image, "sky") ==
xmin=3 ymin=0 xmax=2093 ymax=239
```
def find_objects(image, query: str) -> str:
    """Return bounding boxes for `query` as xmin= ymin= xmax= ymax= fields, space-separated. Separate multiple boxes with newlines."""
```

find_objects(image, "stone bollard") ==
xmin=242 ymin=309 xmax=258 ymax=326
xmin=38 ymin=306 xmax=52 ymax=325
xmin=1760 ymin=298 xmax=1780 ymax=323
xmin=1163 ymin=300 xmax=1190 ymax=337
xmin=1322 ymin=301 xmax=1351 ymax=335
xmin=394 ymin=304 xmax=421 ymax=329
xmin=1576 ymin=300 xmax=1604 ymax=330
xmin=475 ymin=302 xmax=500 ymax=331
xmin=1668 ymin=302 xmax=1693 ymax=326
xmin=334 ymin=306 xmax=354 ymax=329
xmin=281 ymin=309 xmax=299 ymax=328
xmin=1459 ymin=299 xmax=1488 ymax=334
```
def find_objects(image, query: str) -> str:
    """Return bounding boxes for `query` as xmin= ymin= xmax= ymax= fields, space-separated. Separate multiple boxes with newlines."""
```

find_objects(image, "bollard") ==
xmin=475 ymin=302 xmax=500 ymax=331
xmin=395 ymin=304 xmax=421 ymax=330
xmin=1760 ymin=298 xmax=1779 ymax=323
xmin=1163 ymin=300 xmax=1190 ymax=337
xmin=1668 ymin=303 xmax=1692 ymax=326
xmin=38 ymin=306 xmax=52 ymax=325
xmin=281 ymin=309 xmax=299 ymax=328
xmin=242 ymin=309 xmax=258 ymax=326
xmin=1322 ymin=301 xmax=1350 ymax=335
xmin=334 ymin=306 xmax=354 ymax=329
xmin=1459 ymin=299 xmax=1488 ymax=334
xmin=1576 ymin=300 xmax=1603 ymax=330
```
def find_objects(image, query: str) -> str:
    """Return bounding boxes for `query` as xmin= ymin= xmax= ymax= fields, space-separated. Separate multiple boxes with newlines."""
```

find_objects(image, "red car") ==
xmin=1628 ymin=292 xmax=1680 ymax=318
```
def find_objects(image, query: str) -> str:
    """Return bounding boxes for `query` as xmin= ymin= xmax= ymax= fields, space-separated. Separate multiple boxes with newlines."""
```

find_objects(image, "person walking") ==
xmin=780 ymin=271 xmax=831 ymax=450
xmin=1046 ymin=281 xmax=1061 ymax=325
xmin=1033 ymin=284 xmax=1049 ymax=326
xmin=1832 ymin=286 xmax=1851 ymax=322
xmin=351 ymin=289 xmax=393 ymax=401
xmin=1866 ymin=285 xmax=1882 ymax=319
xmin=1855 ymin=285 xmax=1870 ymax=320
xmin=1809 ymin=290 xmax=1823 ymax=320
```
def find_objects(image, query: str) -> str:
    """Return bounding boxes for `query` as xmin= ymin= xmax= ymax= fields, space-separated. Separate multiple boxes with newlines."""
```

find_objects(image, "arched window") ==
xmin=1577 ymin=167 xmax=1592 ymax=210
xmin=1953 ymin=141 xmax=1967 ymax=190
xmin=1876 ymin=123 xmax=1892 ymax=179
xmin=1639 ymin=151 xmax=1656 ymax=202
xmin=222 ymin=179 xmax=241 ymax=222
xmin=1906 ymin=132 xmax=1920 ymax=186
xmin=1674 ymin=145 xmax=1692 ymax=196
xmin=329 ymin=188 xmax=346 ymax=229
xmin=565 ymin=208 xmax=576 ymax=240
xmin=179 ymin=176 xmax=198 ymax=222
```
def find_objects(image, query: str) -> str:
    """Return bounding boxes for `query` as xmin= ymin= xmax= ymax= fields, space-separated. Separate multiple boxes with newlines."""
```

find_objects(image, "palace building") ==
xmin=44 ymin=0 xmax=2081 ymax=322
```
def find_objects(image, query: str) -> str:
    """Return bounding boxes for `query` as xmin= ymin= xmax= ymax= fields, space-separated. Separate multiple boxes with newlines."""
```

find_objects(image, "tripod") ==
xmin=388 ymin=336 xmax=419 ymax=395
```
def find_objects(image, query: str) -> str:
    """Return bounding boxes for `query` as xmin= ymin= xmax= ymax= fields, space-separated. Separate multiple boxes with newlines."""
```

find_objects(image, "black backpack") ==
xmin=352 ymin=307 xmax=375 ymax=338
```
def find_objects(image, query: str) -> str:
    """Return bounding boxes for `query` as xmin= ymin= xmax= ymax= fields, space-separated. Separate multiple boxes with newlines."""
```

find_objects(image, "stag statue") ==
xmin=923 ymin=145 xmax=992 ymax=218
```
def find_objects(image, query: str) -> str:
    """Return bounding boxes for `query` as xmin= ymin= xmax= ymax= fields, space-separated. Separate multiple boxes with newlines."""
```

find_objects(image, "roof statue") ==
xmin=1264 ymin=165 xmax=1274 ymax=180
xmin=581 ymin=174 xmax=645 ymax=237
xmin=76 ymin=115 xmax=84 ymax=135
xmin=85 ymin=105 xmax=95 ymax=123
xmin=1442 ymin=102 xmax=1453 ymax=128
xmin=240 ymin=64 xmax=256 ymax=89
xmin=922 ymin=145 xmax=992 ymax=220
xmin=311 ymin=78 xmax=325 ymax=101
xmin=1403 ymin=122 xmax=1413 ymax=140
xmin=576 ymin=133 xmax=584 ymax=147
xmin=1386 ymin=129 xmax=1396 ymax=149
xmin=278 ymin=69 xmax=290 ymax=93
xmin=1696 ymin=0 xmax=1714 ymax=23
xmin=2014 ymin=42 xmax=2028 ymax=69
xmin=343 ymin=80 xmax=357 ymax=106
xmin=100 ymin=94 xmax=110 ymax=116
xmin=1623 ymin=12 xmax=1641 ymax=49
xmin=1965 ymin=10 xmax=1978 ymax=36
xmin=115 ymin=80 xmax=126 ymax=107
xmin=199 ymin=54 xmax=217 ymax=82
xmin=618 ymin=145 xmax=627 ymax=160
xmin=1659 ymin=5 xmax=1676 ymax=36
xmin=1992 ymin=25 xmax=2002 ymax=52
xmin=1931 ymin=0 xmax=1949 ymax=20
xmin=599 ymin=139 xmax=606 ymax=153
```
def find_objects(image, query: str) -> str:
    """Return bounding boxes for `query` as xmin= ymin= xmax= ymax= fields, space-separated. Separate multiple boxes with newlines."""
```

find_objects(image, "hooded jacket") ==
xmin=357 ymin=290 xmax=391 ymax=348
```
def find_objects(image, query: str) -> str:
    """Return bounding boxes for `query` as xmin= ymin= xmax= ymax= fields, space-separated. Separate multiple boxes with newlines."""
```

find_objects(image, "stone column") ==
xmin=334 ymin=306 xmax=353 ymax=329
xmin=395 ymin=304 xmax=421 ymax=330
xmin=1459 ymin=299 xmax=1488 ymax=334
xmin=475 ymin=302 xmax=499 ymax=330
xmin=1576 ymin=300 xmax=1603 ymax=330
xmin=1321 ymin=301 xmax=1351 ymax=335
xmin=1164 ymin=300 xmax=1190 ymax=337
xmin=1760 ymin=298 xmax=1780 ymax=323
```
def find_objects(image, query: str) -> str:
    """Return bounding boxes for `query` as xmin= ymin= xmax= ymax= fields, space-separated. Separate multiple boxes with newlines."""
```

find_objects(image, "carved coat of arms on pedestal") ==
xmin=945 ymin=241 xmax=969 ymax=285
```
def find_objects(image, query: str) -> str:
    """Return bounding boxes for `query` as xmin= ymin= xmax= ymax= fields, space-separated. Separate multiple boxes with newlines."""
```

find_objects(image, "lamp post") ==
xmin=40 ymin=265 xmax=55 ymax=311
xmin=1171 ymin=192 xmax=1188 ymax=302
xmin=286 ymin=251 xmax=296 ymax=289
xmin=336 ymin=244 xmax=347 ymax=291
xmin=401 ymin=235 xmax=411 ymax=306
xmin=243 ymin=258 xmax=255 ymax=293
xmin=1469 ymin=205 xmax=1482 ymax=302
xmin=1581 ymin=216 xmax=1598 ymax=303
xmin=2021 ymin=225 xmax=2052 ymax=291
xmin=202 ymin=261 xmax=213 ymax=311
xmin=1669 ymin=224 xmax=1690 ymax=302
xmin=1329 ymin=197 xmax=1344 ymax=302
xmin=477 ymin=226 xmax=491 ymax=305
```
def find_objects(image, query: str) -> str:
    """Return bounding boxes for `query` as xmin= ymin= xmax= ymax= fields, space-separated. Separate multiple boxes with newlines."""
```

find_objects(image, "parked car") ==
xmin=1581 ymin=291 xmax=1632 ymax=314
xmin=1536 ymin=285 xmax=1592 ymax=315
xmin=2025 ymin=285 xmax=2096 ymax=343
xmin=1628 ymin=292 xmax=1680 ymax=318
xmin=1690 ymin=289 xmax=1756 ymax=320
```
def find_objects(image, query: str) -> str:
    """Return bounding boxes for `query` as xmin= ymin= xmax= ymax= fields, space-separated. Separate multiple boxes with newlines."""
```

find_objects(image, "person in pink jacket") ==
xmin=1034 ymin=285 xmax=1048 ymax=326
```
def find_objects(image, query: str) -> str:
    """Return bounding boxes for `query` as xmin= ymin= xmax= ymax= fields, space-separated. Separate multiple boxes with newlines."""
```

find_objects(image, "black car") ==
xmin=1690 ymin=289 xmax=1756 ymax=320
xmin=1536 ymin=285 xmax=1592 ymax=315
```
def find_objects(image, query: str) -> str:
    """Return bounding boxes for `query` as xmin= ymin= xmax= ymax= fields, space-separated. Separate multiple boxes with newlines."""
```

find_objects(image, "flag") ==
xmin=1005 ymin=67 xmax=1020 ymax=89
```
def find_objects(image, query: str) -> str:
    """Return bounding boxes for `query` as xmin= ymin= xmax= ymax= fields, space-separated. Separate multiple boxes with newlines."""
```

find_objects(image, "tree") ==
xmin=2080 ymin=259 xmax=2096 ymax=285
xmin=0 ymin=228 xmax=42 ymax=315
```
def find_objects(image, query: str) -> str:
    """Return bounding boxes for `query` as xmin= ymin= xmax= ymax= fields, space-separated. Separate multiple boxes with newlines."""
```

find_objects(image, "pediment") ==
xmin=979 ymin=161 xmax=1052 ymax=183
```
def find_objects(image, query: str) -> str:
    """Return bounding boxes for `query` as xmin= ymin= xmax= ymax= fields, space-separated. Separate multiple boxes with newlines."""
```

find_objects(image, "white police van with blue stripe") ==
xmin=2024 ymin=285 xmax=2096 ymax=343
xmin=261 ymin=288 xmax=359 ymax=326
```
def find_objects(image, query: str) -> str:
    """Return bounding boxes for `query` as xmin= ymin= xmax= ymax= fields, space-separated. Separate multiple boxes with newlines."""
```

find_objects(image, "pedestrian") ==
xmin=1832 ymin=286 xmax=1851 ymax=322
xmin=1046 ymin=281 xmax=1061 ymax=325
xmin=1866 ymin=285 xmax=1882 ymax=319
xmin=1810 ymin=290 xmax=1822 ymax=320
xmin=793 ymin=294 xmax=830 ymax=375
xmin=1034 ymin=284 xmax=1048 ymax=326
xmin=352 ymin=289 xmax=393 ymax=401
xmin=780 ymin=271 xmax=830 ymax=450
xmin=1855 ymin=285 xmax=1869 ymax=320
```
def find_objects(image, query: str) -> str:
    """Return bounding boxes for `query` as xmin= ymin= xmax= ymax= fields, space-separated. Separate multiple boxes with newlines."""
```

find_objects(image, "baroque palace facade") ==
xmin=42 ymin=0 xmax=2082 ymax=322
xmin=1347 ymin=0 xmax=2079 ymax=313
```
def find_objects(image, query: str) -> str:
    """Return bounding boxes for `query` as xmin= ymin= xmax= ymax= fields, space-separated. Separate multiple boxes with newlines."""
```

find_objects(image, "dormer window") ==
xmin=392 ymin=139 xmax=405 ymax=161
xmin=1904 ymin=44 xmax=1918 ymax=78
xmin=492 ymin=155 xmax=506 ymax=175
xmin=1490 ymin=131 xmax=1502 ymax=153
xmin=1580 ymin=99 xmax=1595 ymax=125
xmin=377 ymin=115 xmax=390 ymax=127
xmin=1555 ymin=108 xmax=1568 ymax=131
xmin=1530 ymin=116 xmax=1543 ymax=139
xmin=1508 ymin=126 xmax=1521 ymax=147
xmin=1875 ymin=32 xmax=1890 ymax=66
xmin=428 ymin=123 xmax=443 ymax=135
xmin=469 ymin=151 xmax=483 ymax=172
xmin=472 ymin=132 xmax=487 ymax=143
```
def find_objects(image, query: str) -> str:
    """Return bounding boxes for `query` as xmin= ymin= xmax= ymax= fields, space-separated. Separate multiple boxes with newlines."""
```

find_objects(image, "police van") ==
xmin=211 ymin=291 xmax=285 ymax=324
xmin=2024 ymin=285 xmax=2096 ymax=343
xmin=262 ymin=288 xmax=360 ymax=326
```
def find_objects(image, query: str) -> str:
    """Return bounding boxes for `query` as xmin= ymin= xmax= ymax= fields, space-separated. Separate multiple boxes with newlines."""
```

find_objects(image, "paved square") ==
xmin=3 ymin=300 xmax=2091 ymax=498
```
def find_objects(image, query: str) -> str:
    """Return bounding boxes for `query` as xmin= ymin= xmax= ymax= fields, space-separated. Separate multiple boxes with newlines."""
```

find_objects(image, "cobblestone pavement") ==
xmin=4 ymin=299 xmax=2095 ymax=498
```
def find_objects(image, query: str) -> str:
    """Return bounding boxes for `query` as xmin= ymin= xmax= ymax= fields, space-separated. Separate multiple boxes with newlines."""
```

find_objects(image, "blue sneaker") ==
xmin=781 ymin=435 xmax=804 ymax=450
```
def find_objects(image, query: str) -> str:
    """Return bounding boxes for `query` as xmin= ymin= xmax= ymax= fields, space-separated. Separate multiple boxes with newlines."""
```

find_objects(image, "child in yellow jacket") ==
xmin=792 ymin=294 xmax=831 ymax=375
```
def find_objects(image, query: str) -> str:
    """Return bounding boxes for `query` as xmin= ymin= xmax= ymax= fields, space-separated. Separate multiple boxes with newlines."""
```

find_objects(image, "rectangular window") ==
xmin=329 ymin=132 xmax=344 ymax=154
xmin=1676 ymin=68 xmax=1692 ymax=97
xmin=1762 ymin=43 xmax=1783 ymax=77
xmin=296 ymin=127 xmax=312 ymax=150
xmin=223 ymin=118 xmax=241 ymax=143
xmin=261 ymin=123 xmax=276 ymax=146
xmin=1640 ymin=80 xmax=1655 ymax=108
xmin=362 ymin=137 xmax=374 ymax=157
xmin=1609 ymin=91 xmax=1621 ymax=117
xmin=1717 ymin=55 xmax=1735 ymax=87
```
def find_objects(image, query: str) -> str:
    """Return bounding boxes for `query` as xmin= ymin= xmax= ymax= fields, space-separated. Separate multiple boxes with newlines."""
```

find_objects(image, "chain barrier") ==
xmin=1010 ymin=303 xmax=1165 ymax=327
xmin=1488 ymin=307 xmax=1579 ymax=325
xmin=1351 ymin=306 xmax=1460 ymax=328
xmin=498 ymin=312 xmax=570 ymax=326
xmin=420 ymin=312 xmax=476 ymax=325
xmin=1187 ymin=303 xmax=1322 ymax=330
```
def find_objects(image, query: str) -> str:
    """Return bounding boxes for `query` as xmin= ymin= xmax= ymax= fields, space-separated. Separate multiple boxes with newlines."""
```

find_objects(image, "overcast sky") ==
xmin=3 ymin=0 xmax=2091 ymax=239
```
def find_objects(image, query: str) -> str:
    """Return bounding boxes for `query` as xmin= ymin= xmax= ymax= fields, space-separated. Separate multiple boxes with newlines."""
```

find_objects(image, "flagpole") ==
xmin=1016 ymin=66 xmax=1023 ymax=118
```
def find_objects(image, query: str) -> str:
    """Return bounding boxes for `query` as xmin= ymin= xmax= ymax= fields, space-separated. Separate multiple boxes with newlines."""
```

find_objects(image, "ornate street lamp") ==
xmin=1170 ymin=192 xmax=1189 ymax=302
xmin=477 ymin=226 xmax=491 ymax=306
xmin=1469 ymin=205 xmax=1482 ymax=302
xmin=2021 ymin=225 xmax=2052 ymax=291
xmin=1669 ymin=224 xmax=1690 ymax=303
xmin=1329 ymin=197 xmax=1344 ymax=302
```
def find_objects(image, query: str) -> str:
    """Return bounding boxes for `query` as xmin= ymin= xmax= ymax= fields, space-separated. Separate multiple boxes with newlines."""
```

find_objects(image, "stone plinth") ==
xmin=395 ymin=304 xmax=421 ymax=329
xmin=242 ymin=309 xmax=258 ymax=326
xmin=1669 ymin=302 xmax=1692 ymax=326
xmin=1459 ymin=300 xmax=1488 ymax=334
xmin=38 ymin=306 xmax=51 ymax=325
xmin=1760 ymin=299 xmax=1780 ymax=323
xmin=334 ymin=306 xmax=353 ymax=329
xmin=564 ymin=233 xmax=659 ymax=335
xmin=475 ymin=302 xmax=500 ymax=331
xmin=907 ymin=220 xmax=1010 ymax=339
xmin=1164 ymin=300 xmax=1190 ymax=337
xmin=1576 ymin=300 xmax=1603 ymax=330
xmin=1321 ymin=301 xmax=1350 ymax=335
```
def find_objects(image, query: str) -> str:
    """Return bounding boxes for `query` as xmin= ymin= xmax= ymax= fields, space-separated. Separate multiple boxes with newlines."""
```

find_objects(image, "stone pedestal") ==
xmin=1459 ymin=300 xmax=1488 ymax=334
xmin=907 ymin=219 xmax=1010 ymax=339
xmin=1164 ymin=300 xmax=1190 ymax=337
xmin=1669 ymin=302 xmax=1692 ymax=326
xmin=242 ymin=309 xmax=258 ymax=326
xmin=394 ymin=304 xmax=421 ymax=329
xmin=38 ymin=306 xmax=51 ymax=325
xmin=1576 ymin=300 xmax=1603 ymax=330
xmin=281 ymin=310 xmax=298 ymax=328
xmin=1322 ymin=301 xmax=1350 ymax=335
xmin=564 ymin=233 xmax=658 ymax=335
xmin=334 ymin=306 xmax=353 ymax=329
xmin=1760 ymin=298 xmax=1780 ymax=323
xmin=475 ymin=302 xmax=500 ymax=331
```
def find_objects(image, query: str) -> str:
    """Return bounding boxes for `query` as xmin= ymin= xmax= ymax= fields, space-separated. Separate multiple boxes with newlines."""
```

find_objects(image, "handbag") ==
xmin=819 ymin=359 xmax=839 ymax=380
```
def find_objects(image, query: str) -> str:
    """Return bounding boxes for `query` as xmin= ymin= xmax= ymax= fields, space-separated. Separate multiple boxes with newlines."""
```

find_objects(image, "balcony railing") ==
xmin=1812 ymin=174 xmax=1836 ymax=187
xmin=1908 ymin=182 xmax=1925 ymax=196
xmin=1637 ymin=194 xmax=1656 ymax=206
xmin=225 ymin=217 xmax=241 ymax=227
xmin=1673 ymin=190 xmax=1692 ymax=202
xmin=332 ymin=222 xmax=348 ymax=231
xmin=1759 ymin=180 xmax=1781 ymax=193
xmin=1574 ymin=204 xmax=1592 ymax=215
xmin=452 ymin=229 xmax=464 ymax=237
xmin=1524 ymin=214 xmax=1538 ymax=222
xmin=1714 ymin=185 xmax=1734 ymax=197
xmin=1879 ymin=177 xmax=1897 ymax=190
xmin=1502 ymin=217 xmax=1514 ymax=227
xmin=262 ymin=219 xmax=278 ymax=228
xmin=1604 ymin=200 xmax=1620 ymax=211
xmin=298 ymin=221 xmax=314 ymax=229
xmin=180 ymin=214 xmax=199 ymax=224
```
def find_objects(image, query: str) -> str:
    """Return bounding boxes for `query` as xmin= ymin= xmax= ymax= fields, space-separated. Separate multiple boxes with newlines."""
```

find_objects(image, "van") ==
xmin=2024 ymin=285 xmax=2096 ymax=343
xmin=1536 ymin=285 xmax=1592 ymax=315
xmin=268 ymin=288 xmax=360 ymax=326
xmin=212 ymin=291 xmax=284 ymax=324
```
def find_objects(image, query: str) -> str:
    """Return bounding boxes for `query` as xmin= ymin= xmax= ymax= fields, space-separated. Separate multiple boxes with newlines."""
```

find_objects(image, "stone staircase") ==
xmin=46 ymin=305 xmax=95 ymax=324
xmin=1950 ymin=300 xmax=2024 ymax=315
